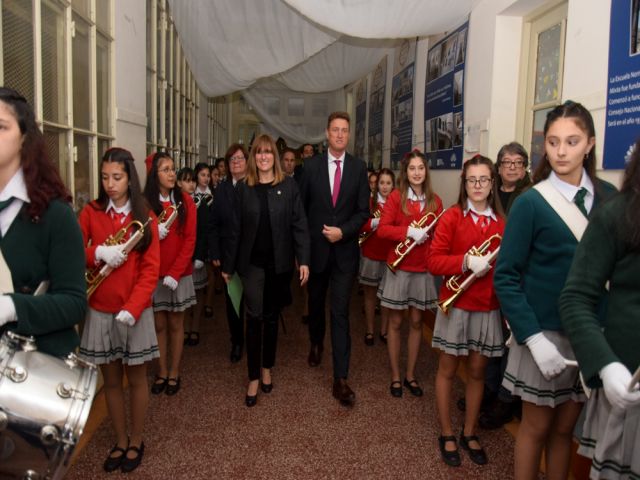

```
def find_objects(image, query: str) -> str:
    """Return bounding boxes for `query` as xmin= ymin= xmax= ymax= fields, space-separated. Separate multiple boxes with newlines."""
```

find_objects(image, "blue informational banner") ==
xmin=424 ymin=21 xmax=468 ymax=170
xmin=391 ymin=39 xmax=417 ymax=171
xmin=355 ymin=79 xmax=367 ymax=161
xmin=603 ymin=0 xmax=640 ymax=169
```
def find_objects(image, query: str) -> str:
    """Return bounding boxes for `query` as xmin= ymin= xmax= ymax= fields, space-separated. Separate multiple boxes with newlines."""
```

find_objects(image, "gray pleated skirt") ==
xmin=578 ymin=388 xmax=640 ymax=480
xmin=79 ymin=307 xmax=159 ymax=366
xmin=377 ymin=269 xmax=437 ymax=311
xmin=358 ymin=256 xmax=386 ymax=286
xmin=432 ymin=307 xmax=504 ymax=358
xmin=153 ymin=275 xmax=197 ymax=312
xmin=192 ymin=265 xmax=208 ymax=290
xmin=502 ymin=330 xmax=586 ymax=407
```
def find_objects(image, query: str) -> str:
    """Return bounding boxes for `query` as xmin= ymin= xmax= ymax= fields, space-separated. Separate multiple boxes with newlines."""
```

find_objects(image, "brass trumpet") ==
xmin=86 ymin=217 xmax=152 ymax=297
xmin=438 ymin=233 xmax=502 ymax=315
xmin=387 ymin=209 xmax=446 ymax=273
xmin=358 ymin=207 xmax=382 ymax=247
xmin=158 ymin=201 xmax=182 ymax=230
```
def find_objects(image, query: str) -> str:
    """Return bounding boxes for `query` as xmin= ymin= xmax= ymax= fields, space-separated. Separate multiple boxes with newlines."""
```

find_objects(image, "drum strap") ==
xmin=0 ymin=247 xmax=13 ymax=294
xmin=533 ymin=179 xmax=588 ymax=242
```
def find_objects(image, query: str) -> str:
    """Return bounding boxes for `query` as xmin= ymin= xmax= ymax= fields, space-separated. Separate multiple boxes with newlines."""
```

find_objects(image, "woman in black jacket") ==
xmin=223 ymin=134 xmax=310 ymax=407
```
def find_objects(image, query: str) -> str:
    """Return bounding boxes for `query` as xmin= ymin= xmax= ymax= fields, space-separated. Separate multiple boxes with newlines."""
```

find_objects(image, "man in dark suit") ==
xmin=299 ymin=112 xmax=370 ymax=406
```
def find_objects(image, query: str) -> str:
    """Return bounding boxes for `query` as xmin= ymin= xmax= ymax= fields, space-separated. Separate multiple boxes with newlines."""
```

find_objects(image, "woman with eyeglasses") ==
xmin=144 ymin=152 xmax=197 ymax=397
xmin=494 ymin=102 xmax=617 ymax=480
xmin=208 ymin=144 xmax=248 ymax=363
xmin=427 ymin=155 xmax=505 ymax=467
xmin=223 ymin=134 xmax=309 ymax=407
xmin=377 ymin=149 xmax=442 ymax=399
xmin=495 ymin=142 xmax=533 ymax=214
xmin=0 ymin=87 xmax=86 ymax=354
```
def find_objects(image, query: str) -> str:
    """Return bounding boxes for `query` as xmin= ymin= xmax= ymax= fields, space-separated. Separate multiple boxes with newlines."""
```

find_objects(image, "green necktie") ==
xmin=573 ymin=188 xmax=588 ymax=218
xmin=0 ymin=197 xmax=14 ymax=213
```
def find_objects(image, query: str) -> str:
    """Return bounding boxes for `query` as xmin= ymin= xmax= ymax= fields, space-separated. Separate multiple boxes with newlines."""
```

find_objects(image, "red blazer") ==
xmin=159 ymin=191 xmax=197 ymax=279
xmin=427 ymin=205 xmax=505 ymax=311
xmin=360 ymin=197 xmax=394 ymax=262
xmin=377 ymin=189 xmax=443 ymax=272
xmin=80 ymin=203 xmax=160 ymax=321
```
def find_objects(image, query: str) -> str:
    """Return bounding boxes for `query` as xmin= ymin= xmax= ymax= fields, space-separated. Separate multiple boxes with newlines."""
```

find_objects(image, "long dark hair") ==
xmin=143 ymin=152 xmax=186 ymax=228
xmin=372 ymin=168 xmax=395 ymax=211
xmin=93 ymin=147 xmax=152 ymax=252
xmin=533 ymin=101 xmax=598 ymax=187
xmin=457 ymin=155 xmax=504 ymax=218
xmin=622 ymin=139 xmax=640 ymax=251
xmin=0 ymin=87 xmax=71 ymax=218
xmin=397 ymin=149 xmax=438 ymax=215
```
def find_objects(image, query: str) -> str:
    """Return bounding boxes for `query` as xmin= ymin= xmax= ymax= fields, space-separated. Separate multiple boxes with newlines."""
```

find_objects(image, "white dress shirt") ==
xmin=549 ymin=169 xmax=595 ymax=214
xmin=328 ymin=151 xmax=346 ymax=197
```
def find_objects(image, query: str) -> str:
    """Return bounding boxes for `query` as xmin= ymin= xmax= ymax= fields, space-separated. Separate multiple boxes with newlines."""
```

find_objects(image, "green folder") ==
xmin=227 ymin=272 xmax=243 ymax=317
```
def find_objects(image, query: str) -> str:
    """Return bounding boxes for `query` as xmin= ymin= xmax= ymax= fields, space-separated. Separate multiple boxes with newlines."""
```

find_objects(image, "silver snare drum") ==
xmin=0 ymin=331 xmax=97 ymax=480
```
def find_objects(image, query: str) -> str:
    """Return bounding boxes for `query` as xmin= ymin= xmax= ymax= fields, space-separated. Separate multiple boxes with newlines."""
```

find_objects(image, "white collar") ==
xmin=159 ymin=191 xmax=174 ymax=203
xmin=328 ymin=151 xmax=346 ymax=164
xmin=106 ymin=199 xmax=131 ymax=216
xmin=376 ymin=192 xmax=386 ymax=204
xmin=0 ymin=168 xmax=29 ymax=203
xmin=196 ymin=186 xmax=211 ymax=195
xmin=407 ymin=187 xmax=425 ymax=202
xmin=464 ymin=199 xmax=497 ymax=221
xmin=549 ymin=169 xmax=594 ymax=202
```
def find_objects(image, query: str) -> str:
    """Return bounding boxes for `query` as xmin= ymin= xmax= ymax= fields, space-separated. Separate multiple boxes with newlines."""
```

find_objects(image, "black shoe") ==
xmin=204 ymin=306 xmax=214 ymax=318
xmin=165 ymin=377 xmax=180 ymax=396
xmin=479 ymin=398 xmax=515 ymax=430
xmin=120 ymin=442 xmax=145 ymax=473
xmin=460 ymin=429 xmax=487 ymax=465
xmin=230 ymin=344 xmax=242 ymax=363
xmin=364 ymin=333 xmax=374 ymax=346
xmin=103 ymin=442 xmax=128 ymax=472
xmin=245 ymin=394 xmax=257 ymax=407
xmin=403 ymin=378 xmax=423 ymax=397
xmin=438 ymin=435 xmax=461 ymax=467
xmin=187 ymin=332 xmax=200 ymax=346
xmin=260 ymin=382 xmax=273 ymax=394
xmin=390 ymin=381 xmax=403 ymax=398
xmin=150 ymin=376 xmax=167 ymax=395
xmin=379 ymin=333 xmax=387 ymax=345
xmin=332 ymin=379 xmax=356 ymax=407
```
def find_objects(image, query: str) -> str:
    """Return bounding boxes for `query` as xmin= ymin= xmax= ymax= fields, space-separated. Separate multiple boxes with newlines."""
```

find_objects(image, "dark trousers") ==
xmin=241 ymin=265 xmax=289 ymax=381
xmin=224 ymin=288 xmax=244 ymax=348
xmin=308 ymin=254 xmax=356 ymax=380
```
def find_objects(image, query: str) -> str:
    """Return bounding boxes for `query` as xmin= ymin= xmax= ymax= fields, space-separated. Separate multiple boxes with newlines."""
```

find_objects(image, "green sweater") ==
xmin=494 ymin=179 xmax=617 ymax=344
xmin=559 ymin=192 xmax=639 ymax=388
xmin=2 ymin=200 xmax=87 ymax=356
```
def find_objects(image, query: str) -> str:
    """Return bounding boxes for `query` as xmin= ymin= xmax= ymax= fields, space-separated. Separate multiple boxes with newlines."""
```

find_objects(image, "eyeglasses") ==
xmin=465 ymin=177 xmax=492 ymax=187
xmin=158 ymin=167 xmax=176 ymax=175
xmin=501 ymin=160 xmax=525 ymax=169
xmin=229 ymin=155 xmax=245 ymax=162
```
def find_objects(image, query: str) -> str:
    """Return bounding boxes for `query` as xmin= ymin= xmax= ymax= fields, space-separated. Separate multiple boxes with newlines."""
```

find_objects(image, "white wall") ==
xmin=114 ymin=0 xmax=148 ymax=183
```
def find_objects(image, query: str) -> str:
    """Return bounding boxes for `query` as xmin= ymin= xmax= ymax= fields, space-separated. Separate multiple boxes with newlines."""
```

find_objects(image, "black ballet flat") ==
xmin=261 ymin=383 xmax=273 ymax=394
xmin=165 ymin=377 xmax=181 ymax=396
xmin=460 ymin=428 xmax=487 ymax=465
xmin=150 ymin=376 xmax=167 ymax=395
xmin=390 ymin=381 xmax=403 ymax=398
xmin=120 ymin=441 xmax=145 ymax=473
xmin=404 ymin=378 xmax=424 ymax=397
xmin=438 ymin=435 xmax=461 ymax=467
xmin=364 ymin=332 xmax=374 ymax=346
xmin=245 ymin=394 xmax=257 ymax=407
xmin=103 ymin=441 xmax=128 ymax=472
xmin=379 ymin=333 xmax=388 ymax=345
xmin=187 ymin=332 xmax=200 ymax=346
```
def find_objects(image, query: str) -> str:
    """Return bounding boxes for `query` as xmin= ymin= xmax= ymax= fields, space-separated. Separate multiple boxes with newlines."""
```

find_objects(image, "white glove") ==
xmin=371 ymin=218 xmax=380 ymax=230
xmin=115 ymin=310 xmax=135 ymax=327
xmin=407 ymin=226 xmax=428 ymax=245
xmin=525 ymin=332 xmax=567 ymax=380
xmin=163 ymin=276 xmax=179 ymax=291
xmin=194 ymin=259 xmax=205 ymax=270
xmin=158 ymin=223 xmax=169 ymax=240
xmin=95 ymin=245 xmax=127 ymax=268
xmin=0 ymin=296 xmax=17 ymax=325
xmin=466 ymin=254 xmax=491 ymax=277
xmin=600 ymin=362 xmax=640 ymax=410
